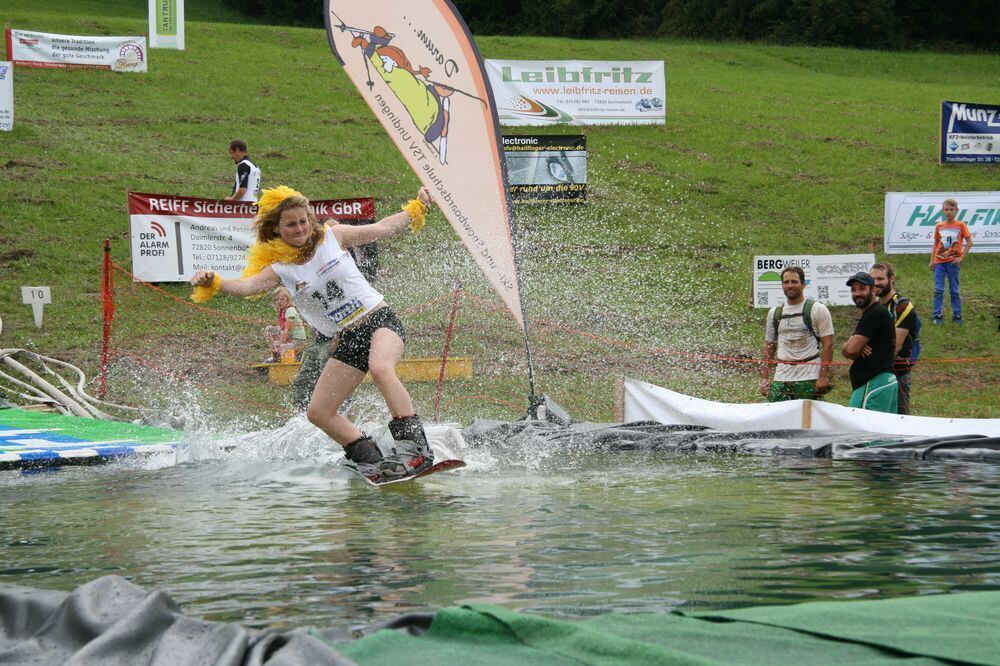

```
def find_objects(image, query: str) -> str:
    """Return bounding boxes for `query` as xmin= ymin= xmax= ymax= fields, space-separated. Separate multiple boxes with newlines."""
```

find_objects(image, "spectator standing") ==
xmin=930 ymin=198 xmax=972 ymax=325
xmin=871 ymin=263 xmax=921 ymax=415
xmin=226 ymin=139 xmax=261 ymax=202
xmin=265 ymin=287 xmax=307 ymax=362
xmin=841 ymin=272 xmax=898 ymax=414
xmin=760 ymin=266 xmax=834 ymax=401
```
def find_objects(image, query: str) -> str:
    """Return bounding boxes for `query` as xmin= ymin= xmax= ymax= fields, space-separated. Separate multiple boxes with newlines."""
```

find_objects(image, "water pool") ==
xmin=2 ymin=417 xmax=1000 ymax=632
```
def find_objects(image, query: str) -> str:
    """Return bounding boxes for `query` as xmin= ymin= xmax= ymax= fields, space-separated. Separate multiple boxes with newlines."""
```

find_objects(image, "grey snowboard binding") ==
xmin=379 ymin=415 xmax=434 ymax=479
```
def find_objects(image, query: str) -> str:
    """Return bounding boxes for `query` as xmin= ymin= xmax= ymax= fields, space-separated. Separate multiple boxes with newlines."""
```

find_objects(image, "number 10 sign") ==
xmin=21 ymin=286 xmax=52 ymax=329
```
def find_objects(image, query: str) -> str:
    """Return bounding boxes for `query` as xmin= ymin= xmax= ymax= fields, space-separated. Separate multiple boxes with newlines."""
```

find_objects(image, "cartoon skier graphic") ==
xmin=345 ymin=26 xmax=454 ymax=164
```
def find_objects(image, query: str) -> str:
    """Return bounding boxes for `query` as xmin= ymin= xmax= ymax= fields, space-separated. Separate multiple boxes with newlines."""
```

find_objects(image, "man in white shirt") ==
xmin=760 ymin=266 xmax=835 ymax=401
xmin=225 ymin=139 xmax=261 ymax=201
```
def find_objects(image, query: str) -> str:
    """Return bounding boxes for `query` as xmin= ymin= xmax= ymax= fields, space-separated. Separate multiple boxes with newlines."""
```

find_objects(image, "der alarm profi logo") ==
xmin=138 ymin=220 xmax=170 ymax=257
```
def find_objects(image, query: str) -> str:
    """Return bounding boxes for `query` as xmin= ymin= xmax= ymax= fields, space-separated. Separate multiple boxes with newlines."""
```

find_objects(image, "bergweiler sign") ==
xmin=940 ymin=100 xmax=1000 ymax=164
xmin=884 ymin=191 xmax=1000 ymax=254
xmin=752 ymin=254 xmax=875 ymax=308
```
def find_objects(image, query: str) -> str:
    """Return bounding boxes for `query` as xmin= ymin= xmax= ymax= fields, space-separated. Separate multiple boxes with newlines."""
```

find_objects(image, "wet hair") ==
xmin=780 ymin=266 xmax=805 ymax=282
xmin=870 ymin=262 xmax=895 ymax=280
xmin=229 ymin=139 xmax=248 ymax=152
xmin=253 ymin=194 xmax=326 ymax=261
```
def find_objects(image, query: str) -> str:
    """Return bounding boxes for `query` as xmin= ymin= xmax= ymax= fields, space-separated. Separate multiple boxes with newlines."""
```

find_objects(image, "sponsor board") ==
xmin=128 ymin=192 xmax=375 ymax=282
xmin=940 ymin=100 xmax=1000 ymax=164
xmin=149 ymin=0 xmax=185 ymax=50
xmin=326 ymin=3 xmax=527 ymax=327
xmin=0 ymin=61 xmax=11 ymax=131
xmin=486 ymin=60 xmax=665 ymax=126
xmin=503 ymin=135 xmax=586 ymax=204
xmin=884 ymin=191 xmax=1000 ymax=254
xmin=752 ymin=254 xmax=875 ymax=308
xmin=5 ymin=28 xmax=147 ymax=72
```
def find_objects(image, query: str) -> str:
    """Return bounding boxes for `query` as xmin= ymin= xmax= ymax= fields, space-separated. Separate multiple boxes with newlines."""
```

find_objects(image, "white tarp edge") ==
xmin=623 ymin=377 xmax=1000 ymax=437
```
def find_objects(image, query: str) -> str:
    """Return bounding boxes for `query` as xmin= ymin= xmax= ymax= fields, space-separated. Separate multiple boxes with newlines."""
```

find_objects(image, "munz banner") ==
xmin=940 ymin=100 xmax=1000 ymax=164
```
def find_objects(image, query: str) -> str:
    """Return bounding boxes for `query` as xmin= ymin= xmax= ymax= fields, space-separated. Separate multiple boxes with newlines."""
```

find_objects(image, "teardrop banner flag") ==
xmin=324 ymin=1 xmax=525 ymax=330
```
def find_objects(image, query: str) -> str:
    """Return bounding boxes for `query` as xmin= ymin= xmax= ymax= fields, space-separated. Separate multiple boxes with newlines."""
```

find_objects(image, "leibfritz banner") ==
xmin=324 ymin=1 xmax=524 ymax=329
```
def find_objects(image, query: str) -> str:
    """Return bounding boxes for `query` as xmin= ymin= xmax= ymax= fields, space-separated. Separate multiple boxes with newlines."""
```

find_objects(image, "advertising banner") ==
xmin=149 ymin=0 xmax=185 ymax=50
xmin=128 ymin=193 xmax=375 ymax=282
xmin=940 ymin=100 xmax=1000 ymax=164
xmin=325 ymin=2 xmax=527 ymax=329
xmin=503 ymin=135 xmax=586 ymax=204
xmin=485 ymin=59 xmax=665 ymax=126
xmin=5 ymin=29 xmax=147 ymax=72
xmin=883 ymin=191 xmax=1000 ymax=254
xmin=0 ymin=62 xmax=11 ymax=131
xmin=752 ymin=254 xmax=875 ymax=308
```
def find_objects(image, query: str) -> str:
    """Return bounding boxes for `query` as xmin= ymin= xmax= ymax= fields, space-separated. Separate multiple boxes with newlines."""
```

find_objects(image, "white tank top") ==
xmin=233 ymin=157 xmax=261 ymax=201
xmin=271 ymin=227 xmax=384 ymax=336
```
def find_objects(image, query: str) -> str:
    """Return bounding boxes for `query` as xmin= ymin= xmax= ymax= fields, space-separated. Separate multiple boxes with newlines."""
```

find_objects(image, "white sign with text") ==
xmin=21 ymin=286 xmax=52 ymax=328
xmin=148 ymin=0 xmax=185 ymax=50
xmin=884 ymin=191 xmax=1000 ymax=254
xmin=6 ymin=29 xmax=147 ymax=72
xmin=752 ymin=254 xmax=875 ymax=308
xmin=0 ymin=62 xmax=12 ymax=131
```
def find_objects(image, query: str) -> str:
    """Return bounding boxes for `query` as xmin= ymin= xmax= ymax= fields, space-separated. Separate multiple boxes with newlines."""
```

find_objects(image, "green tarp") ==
xmin=336 ymin=592 xmax=1000 ymax=665
xmin=0 ymin=408 xmax=178 ymax=443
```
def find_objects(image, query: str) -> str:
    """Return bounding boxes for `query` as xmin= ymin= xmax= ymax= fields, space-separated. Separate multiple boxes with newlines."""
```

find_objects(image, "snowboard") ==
xmin=343 ymin=458 xmax=466 ymax=487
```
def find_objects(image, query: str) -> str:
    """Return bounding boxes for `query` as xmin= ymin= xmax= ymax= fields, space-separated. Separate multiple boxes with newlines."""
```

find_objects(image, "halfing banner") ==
xmin=324 ymin=1 xmax=524 ymax=330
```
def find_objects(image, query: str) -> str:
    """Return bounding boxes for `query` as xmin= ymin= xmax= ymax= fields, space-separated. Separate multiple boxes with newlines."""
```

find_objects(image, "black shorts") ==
xmin=330 ymin=307 xmax=406 ymax=373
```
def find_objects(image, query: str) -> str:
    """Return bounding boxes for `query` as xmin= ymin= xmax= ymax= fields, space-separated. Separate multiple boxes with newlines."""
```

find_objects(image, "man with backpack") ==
xmin=871 ymin=263 xmax=921 ymax=415
xmin=760 ymin=266 xmax=835 ymax=402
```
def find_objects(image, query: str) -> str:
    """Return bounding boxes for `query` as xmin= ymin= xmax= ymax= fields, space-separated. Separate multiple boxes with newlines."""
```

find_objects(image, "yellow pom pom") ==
xmin=255 ymin=186 xmax=302 ymax=217
xmin=402 ymin=198 xmax=428 ymax=233
xmin=190 ymin=273 xmax=222 ymax=303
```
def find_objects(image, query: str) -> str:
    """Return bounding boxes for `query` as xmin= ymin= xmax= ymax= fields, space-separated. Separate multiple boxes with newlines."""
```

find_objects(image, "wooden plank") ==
xmin=369 ymin=357 xmax=473 ymax=383
xmin=257 ymin=357 xmax=474 ymax=385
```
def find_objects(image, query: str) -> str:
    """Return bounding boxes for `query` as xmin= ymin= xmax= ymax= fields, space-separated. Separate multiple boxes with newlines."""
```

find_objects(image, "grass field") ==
xmin=1 ymin=0 xmax=998 ymax=423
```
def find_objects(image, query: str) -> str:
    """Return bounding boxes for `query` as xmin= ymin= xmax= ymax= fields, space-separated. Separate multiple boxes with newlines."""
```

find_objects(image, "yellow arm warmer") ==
xmin=402 ymin=198 xmax=429 ymax=233
xmin=190 ymin=273 xmax=222 ymax=303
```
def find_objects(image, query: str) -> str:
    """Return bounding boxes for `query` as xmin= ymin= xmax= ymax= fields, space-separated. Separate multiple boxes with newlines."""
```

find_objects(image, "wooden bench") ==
xmin=251 ymin=357 xmax=473 ymax=386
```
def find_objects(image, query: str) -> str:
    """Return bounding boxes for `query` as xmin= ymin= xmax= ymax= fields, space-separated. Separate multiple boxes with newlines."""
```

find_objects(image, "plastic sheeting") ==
xmin=623 ymin=377 xmax=1000 ymax=438
xmin=0 ymin=575 xmax=354 ymax=665
xmin=5 ymin=576 xmax=1000 ymax=665
xmin=461 ymin=395 xmax=1000 ymax=462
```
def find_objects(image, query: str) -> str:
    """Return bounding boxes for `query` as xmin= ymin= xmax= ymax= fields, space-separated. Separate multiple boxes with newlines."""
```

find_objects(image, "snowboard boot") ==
xmin=379 ymin=415 xmax=434 ymax=479
xmin=343 ymin=435 xmax=384 ymax=482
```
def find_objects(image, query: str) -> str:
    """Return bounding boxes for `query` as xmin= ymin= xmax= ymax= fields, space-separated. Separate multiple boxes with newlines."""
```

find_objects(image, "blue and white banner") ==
xmin=940 ymin=100 xmax=1000 ymax=164
xmin=0 ymin=62 xmax=12 ymax=131
xmin=884 ymin=191 xmax=1000 ymax=254
xmin=486 ymin=59 xmax=665 ymax=126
